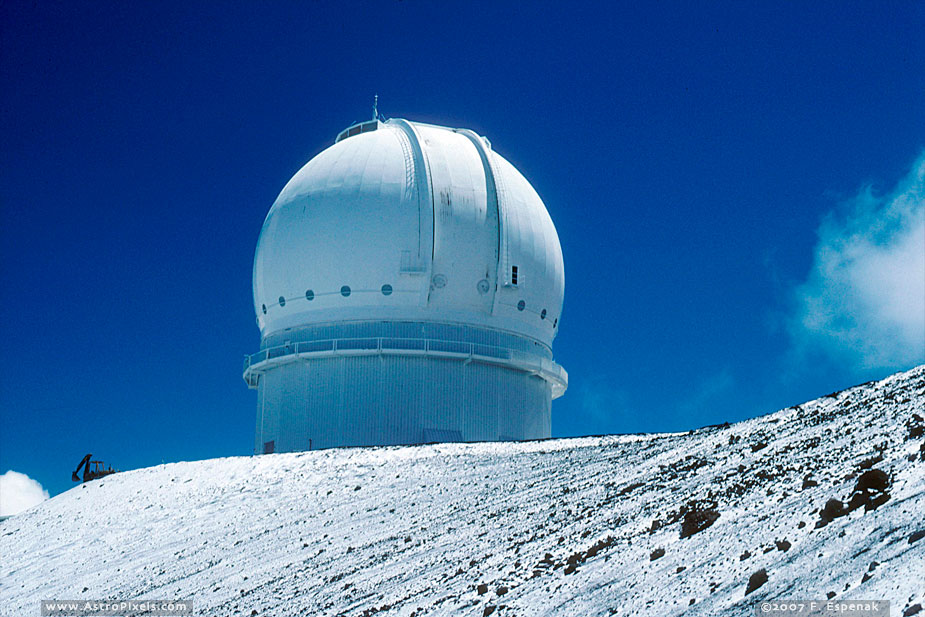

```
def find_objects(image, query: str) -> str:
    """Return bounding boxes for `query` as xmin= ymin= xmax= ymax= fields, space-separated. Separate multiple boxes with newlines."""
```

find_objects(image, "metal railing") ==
xmin=244 ymin=336 xmax=521 ymax=372
xmin=242 ymin=335 xmax=568 ymax=397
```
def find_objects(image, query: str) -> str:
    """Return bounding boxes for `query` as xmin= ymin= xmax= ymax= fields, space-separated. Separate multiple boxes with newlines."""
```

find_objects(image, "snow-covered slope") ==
xmin=2 ymin=367 xmax=924 ymax=616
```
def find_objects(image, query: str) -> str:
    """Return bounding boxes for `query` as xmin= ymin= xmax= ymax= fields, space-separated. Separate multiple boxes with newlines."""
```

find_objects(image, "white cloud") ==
xmin=791 ymin=155 xmax=925 ymax=371
xmin=676 ymin=368 xmax=735 ymax=416
xmin=0 ymin=470 xmax=50 ymax=517
xmin=579 ymin=379 xmax=627 ymax=422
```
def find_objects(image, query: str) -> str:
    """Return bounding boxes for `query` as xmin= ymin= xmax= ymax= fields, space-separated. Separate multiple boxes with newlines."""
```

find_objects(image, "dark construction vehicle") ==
xmin=71 ymin=454 xmax=118 ymax=483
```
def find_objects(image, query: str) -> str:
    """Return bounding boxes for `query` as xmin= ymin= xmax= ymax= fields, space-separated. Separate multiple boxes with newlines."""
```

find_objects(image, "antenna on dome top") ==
xmin=372 ymin=94 xmax=379 ymax=121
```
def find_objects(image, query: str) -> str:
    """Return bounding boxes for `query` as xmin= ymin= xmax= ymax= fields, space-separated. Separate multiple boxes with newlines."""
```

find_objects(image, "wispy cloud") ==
xmin=574 ymin=376 xmax=631 ymax=434
xmin=789 ymin=154 xmax=925 ymax=372
xmin=0 ymin=470 xmax=49 ymax=517
xmin=676 ymin=368 xmax=735 ymax=418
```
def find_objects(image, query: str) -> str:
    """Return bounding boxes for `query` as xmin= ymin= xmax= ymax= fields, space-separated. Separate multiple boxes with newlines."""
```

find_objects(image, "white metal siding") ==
xmin=255 ymin=355 xmax=551 ymax=453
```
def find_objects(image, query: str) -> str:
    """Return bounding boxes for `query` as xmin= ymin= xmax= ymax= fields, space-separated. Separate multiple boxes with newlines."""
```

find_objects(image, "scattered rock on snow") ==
xmin=649 ymin=547 xmax=665 ymax=561
xmin=907 ymin=414 xmax=924 ymax=440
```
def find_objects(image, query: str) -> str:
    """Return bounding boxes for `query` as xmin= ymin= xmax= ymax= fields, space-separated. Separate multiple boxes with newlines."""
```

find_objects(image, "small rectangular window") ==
xmin=511 ymin=265 xmax=518 ymax=286
xmin=263 ymin=440 xmax=275 ymax=454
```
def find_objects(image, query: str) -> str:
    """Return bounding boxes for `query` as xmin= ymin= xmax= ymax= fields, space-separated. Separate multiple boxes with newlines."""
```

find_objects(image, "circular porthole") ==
xmin=381 ymin=284 xmax=393 ymax=296
xmin=517 ymin=300 xmax=525 ymax=311
xmin=541 ymin=308 xmax=547 ymax=320
xmin=477 ymin=279 xmax=490 ymax=295
xmin=432 ymin=274 xmax=447 ymax=289
xmin=305 ymin=289 xmax=314 ymax=301
xmin=261 ymin=304 xmax=267 ymax=314
xmin=340 ymin=285 xmax=351 ymax=297
xmin=278 ymin=296 xmax=286 ymax=307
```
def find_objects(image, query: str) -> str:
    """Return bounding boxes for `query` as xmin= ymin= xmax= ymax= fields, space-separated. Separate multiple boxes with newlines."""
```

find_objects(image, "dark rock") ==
xmin=775 ymin=539 xmax=791 ymax=552
xmin=483 ymin=606 xmax=496 ymax=617
xmin=477 ymin=584 xmax=488 ymax=595
xmin=739 ymin=551 xmax=751 ymax=561
xmin=617 ymin=482 xmax=645 ymax=496
xmin=680 ymin=507 xmax=720 ymax=539
xmin=802 ymin=476 xmax=819 ymax=489
xmin=846 ymin=469 xmax=891 ymax=512
xmin=650 ymin=548 xmax=665 ymax=561
xmin=817 ymin=498 xmax=847 ymax=527
xmin=496 ymin=586 xmax=508 ymax=596
xmin=868 ymin=561 xmax=879 ymax=571
xmin=676 ymin=566 xmax=686 ymax=573
xmin=861 ymin=572 xmax=872 ymax=583
xmin=798 ymin=521 xmax=806 ymax=529
xmin=745 ymin=569 xmax=768 ymax=595
xmin=904 ymin=604 xmax=922 ymax=616
xmin=751 ymin=442 xmax=768 ymax=452
xmin=689 ymin=599 xmax=695 ymax=606
xmin=909 ymin=529 xmax=925 ymax=544
xmin=563 ymin=564 xmax=577 ymax=575
xmin=827 ymin=592 xmax=836 ymax=600
xmin=855 ymin=469 xmax=889 ymax=493
xmin=585 ymin=536 xmax=615 ymax=559
xmin=858 ymin=455 xmax=883 ymax=470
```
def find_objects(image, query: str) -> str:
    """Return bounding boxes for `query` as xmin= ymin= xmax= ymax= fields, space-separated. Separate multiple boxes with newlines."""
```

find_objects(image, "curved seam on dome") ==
xmin=456 ymin=129 xmax=503 ymax=314
xmin=389 ymin=119 xmax=435 ymax=305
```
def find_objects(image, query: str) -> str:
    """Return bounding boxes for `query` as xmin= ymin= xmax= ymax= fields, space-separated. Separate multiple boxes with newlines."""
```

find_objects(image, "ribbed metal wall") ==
xmin=253 ymin=352 xmax=551 ymax=453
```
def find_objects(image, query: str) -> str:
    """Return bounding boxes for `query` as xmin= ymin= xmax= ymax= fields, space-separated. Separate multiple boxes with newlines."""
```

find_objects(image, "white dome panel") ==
xmin=252 ymin=118 xmax=564 ymax=348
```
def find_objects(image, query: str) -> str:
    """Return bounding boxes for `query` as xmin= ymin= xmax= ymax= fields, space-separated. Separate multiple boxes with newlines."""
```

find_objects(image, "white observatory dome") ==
xmin=245 ymin=117 xmax=566 ymax=453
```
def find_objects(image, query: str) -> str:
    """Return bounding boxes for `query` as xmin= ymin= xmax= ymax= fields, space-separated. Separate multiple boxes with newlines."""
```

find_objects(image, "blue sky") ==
xmin=1 ymin=1 xmax=923 ymax=498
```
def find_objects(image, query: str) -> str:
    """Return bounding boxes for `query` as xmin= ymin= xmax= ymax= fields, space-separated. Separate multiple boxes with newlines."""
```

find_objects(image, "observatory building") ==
xmin=243 ymin=114 xmax=566 ymax=454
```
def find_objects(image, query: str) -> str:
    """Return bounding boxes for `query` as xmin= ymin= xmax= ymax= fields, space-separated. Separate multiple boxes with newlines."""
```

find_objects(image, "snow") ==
xmin=2 ymin=366 xmax=924 ymax=616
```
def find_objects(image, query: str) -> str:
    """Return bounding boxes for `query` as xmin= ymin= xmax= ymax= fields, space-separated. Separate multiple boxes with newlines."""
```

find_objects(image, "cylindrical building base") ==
xmin=254 ymin=354 xmax=552 ymax=453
